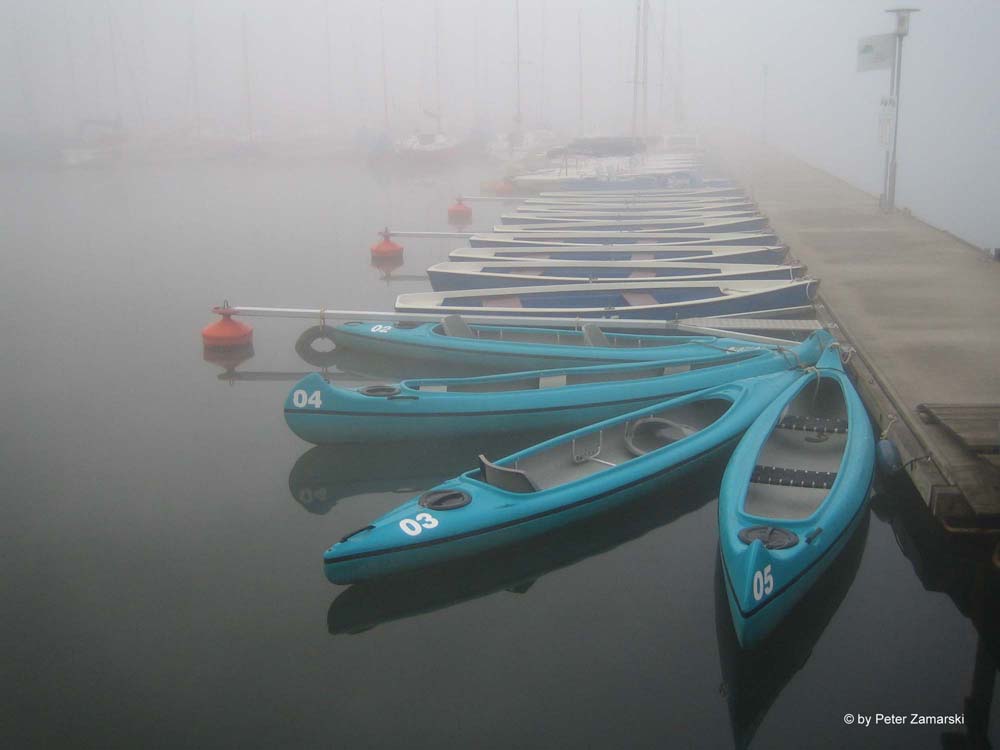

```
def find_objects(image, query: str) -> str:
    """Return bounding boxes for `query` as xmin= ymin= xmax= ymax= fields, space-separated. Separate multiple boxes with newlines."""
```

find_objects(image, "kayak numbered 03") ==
xmin=718 ymin=345 xmax=876 ymax=648
xmin=284 ymin=331 xmax=832 ymax=444
xmin=321 ymin=369 xmax=806 ymax=584
xmin=328 ymin=316 xmax=782 ymax=371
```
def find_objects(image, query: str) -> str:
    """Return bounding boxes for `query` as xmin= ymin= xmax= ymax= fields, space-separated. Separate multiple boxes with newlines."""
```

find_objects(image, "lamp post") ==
xmin=883 ymin=7 xmax=918 ymax=211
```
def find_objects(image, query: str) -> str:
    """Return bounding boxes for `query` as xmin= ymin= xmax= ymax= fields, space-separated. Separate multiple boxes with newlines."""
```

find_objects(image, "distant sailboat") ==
xmin=393 ymin=3 xmax=462 ymax=163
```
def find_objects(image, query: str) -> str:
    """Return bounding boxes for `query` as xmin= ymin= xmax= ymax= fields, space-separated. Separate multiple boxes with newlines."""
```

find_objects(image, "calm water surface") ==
xmin=2 ymin=159 xmax=996 ymax=749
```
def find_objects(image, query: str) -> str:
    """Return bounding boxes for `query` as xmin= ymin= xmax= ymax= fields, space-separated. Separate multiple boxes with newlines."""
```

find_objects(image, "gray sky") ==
xmin=2 ymin=0 xmax=998 ymax=246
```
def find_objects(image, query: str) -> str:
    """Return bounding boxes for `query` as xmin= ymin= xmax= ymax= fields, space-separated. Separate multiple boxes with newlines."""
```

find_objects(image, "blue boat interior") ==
xmin=744 ymin=377 xmax=849 ymax=521
xmin=411 ymin=353 xmax=759 ymax=393
xmin=469 ymin=397 xmax=734 ymax=491
xmin=487 ymin=265 xmax=716 ymax=279
xmin=441 ymin=286 xmax=727 ymax=310
xmin=431 ymin=319 xmax=704 ymax=349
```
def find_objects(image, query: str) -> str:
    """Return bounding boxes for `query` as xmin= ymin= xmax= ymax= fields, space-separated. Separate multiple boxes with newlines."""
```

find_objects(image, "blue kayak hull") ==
xmin=718 ymin=347 xmax=876 ymax=648
xmin=323 ymin=371 xmax=805 ymax=584
xmin=330 ymin=321 xmax=761 ymax=372
xmin=326 ymin=438 xmax=734 ymax=584
xmin=285 ymin=333 xmax=830 ymax=443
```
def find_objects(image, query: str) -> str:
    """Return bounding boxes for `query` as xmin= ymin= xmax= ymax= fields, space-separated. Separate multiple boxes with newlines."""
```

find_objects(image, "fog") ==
xmin=2 ymin=0 xmax=998 ymax=246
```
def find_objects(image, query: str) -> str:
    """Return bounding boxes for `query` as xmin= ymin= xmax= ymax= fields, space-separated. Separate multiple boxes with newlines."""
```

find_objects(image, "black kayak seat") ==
xmin=442 ymin=314 xmax=475 ymax=338
xmin=624 ymin=417 xmax=697 ymax=456
xmin=751 ymin=465 xmax=838 ymax=490
xmin=776 ymin=414 xmax=848 ymax=434
xmin=582 ymin=323 xmax=611 ymax=347
xmin=478 ymin=455 xmax=538 ymax=493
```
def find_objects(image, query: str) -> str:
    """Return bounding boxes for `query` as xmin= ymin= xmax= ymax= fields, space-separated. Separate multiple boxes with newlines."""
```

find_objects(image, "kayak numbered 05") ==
xmin=329 ymin=316 xmax=781 ymax=371
xmin=718 ymin=345 xmax=876 ymax=648
xmin=284 ymin=331 xmax=832 ymax=444
xmin=322 ymin=369 xmax=806 ymax=584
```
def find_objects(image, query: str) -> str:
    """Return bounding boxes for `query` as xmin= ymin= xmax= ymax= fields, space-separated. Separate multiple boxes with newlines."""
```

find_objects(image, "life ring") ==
xmin=295 ymin=325 xmax=339 ymax=367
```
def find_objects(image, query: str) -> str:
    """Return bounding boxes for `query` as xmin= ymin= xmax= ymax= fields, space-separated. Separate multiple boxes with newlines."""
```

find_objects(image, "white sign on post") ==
xmin=857 ymin=34 xmax=897 ymax=72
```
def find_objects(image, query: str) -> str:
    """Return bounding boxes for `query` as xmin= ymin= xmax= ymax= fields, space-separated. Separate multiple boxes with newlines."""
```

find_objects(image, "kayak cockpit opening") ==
xmin=435 ymin=315 xmax=695 ymax=349
xmin=745 ymin=376 xmax=849 ymax=520
xmin=493 ymin=397 xmax=733 ymax=491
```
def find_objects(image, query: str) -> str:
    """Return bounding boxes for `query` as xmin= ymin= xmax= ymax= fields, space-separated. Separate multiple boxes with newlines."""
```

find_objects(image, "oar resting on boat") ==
xmin=322 ymin=368 xmax=806 ymax=584
xmin=718 ymin=346 xmax=875 ymax=648
xmin=285 ymin=332 xmax=831 ymax=443
xmin=329 ymin=316 xmax=783 ymax=371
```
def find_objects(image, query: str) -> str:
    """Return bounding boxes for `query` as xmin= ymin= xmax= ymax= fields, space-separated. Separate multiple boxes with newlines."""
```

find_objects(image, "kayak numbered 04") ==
xmin=718 ymin=345 xmax=876 ymax=648
xmin=322 ymin=369 xmax=806 ymax=584
xmin=284 ymin=331 xmax=832 ymax=444
xmin=329 ymin=316 xmax=782 ymax=371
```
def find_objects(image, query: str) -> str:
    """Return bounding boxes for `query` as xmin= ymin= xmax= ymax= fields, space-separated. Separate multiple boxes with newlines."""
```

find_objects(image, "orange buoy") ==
xmin=447 ymin=197 xmax=473 ymax=225
xmin=202 ymin=303 xmax=254 ymax=348
xmin=370 ymin=227 xmax=403 ymax=258
xmin=493 ymin=179 xmax=515 ymax=196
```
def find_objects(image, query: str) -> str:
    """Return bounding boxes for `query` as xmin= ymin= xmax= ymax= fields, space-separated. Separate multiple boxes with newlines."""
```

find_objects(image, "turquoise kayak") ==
xmin=323 ymin=369 xmax=805 ymax=584
xmin=330 ymin=317 xmax=781 ymax=371
xmin=718 ymin=346 xmax=875 ymax=648
xmin=285 ymin=332 xmax=831 ymax=443
xmin=328 ymin=467 xmax=725 ymax=634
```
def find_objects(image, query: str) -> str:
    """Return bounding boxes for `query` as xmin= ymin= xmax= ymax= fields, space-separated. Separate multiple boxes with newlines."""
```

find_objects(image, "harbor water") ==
xmin=2 ymin=159 xmax=996 ymax=749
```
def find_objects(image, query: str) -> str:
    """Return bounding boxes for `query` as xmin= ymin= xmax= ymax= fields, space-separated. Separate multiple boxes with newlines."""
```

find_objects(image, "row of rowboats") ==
xmin=284 ymin=175 xmax=876 ymax=649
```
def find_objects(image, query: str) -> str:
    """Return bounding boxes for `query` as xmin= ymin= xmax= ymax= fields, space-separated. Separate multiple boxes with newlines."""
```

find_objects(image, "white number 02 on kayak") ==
xmin=398 ymin=513 xmax=438 ymax=536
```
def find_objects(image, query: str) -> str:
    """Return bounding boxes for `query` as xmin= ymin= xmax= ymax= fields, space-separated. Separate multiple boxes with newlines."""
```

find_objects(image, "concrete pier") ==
xmin=712 ymin=135 xmax=1000 ymax=529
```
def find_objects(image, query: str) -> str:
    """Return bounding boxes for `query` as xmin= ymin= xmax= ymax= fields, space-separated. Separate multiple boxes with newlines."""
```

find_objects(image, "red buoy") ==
xmin=371 ymin=227 xmax=404 ymax=258
xmin=202 ymin=303 xmax=254 ymax=348
xmin=447 ymin=197 xmax=473 ymax=226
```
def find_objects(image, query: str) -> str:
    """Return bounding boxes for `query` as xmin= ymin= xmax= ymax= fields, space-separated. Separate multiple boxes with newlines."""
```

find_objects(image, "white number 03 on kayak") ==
xmin=398 ymin=513 xmax=438 ymax=536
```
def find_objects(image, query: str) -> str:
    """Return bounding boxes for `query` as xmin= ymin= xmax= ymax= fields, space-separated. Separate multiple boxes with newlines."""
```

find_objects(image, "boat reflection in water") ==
xmin=326 ymin=458 xmax=726 ymax=635
xmin=289 ymin=431 xmax=556 ymax=515
xmin=872 ymin=484 xmax=998 ymax=749
xmin=715 ymin=512 xmax=869 ymax=750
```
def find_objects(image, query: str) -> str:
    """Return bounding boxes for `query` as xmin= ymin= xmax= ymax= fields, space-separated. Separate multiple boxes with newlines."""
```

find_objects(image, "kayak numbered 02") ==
xmin=718 ymin=345 xmax=876 ymax=648
xmin=322 ymin=369 xmax=806 ymax=584
xmin=329 ymin=316 xmax=780 ymax=371
xmin=284 ymin=331 xmax=831 ymax=444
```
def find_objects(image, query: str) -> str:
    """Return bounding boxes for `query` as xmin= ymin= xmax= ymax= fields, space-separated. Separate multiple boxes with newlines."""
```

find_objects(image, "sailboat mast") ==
xmin=379 ymin=1 xmax=389 ymax=132
xmin=189 ymin=7 xmax=201 ymax=134
xmin=107 ymin=9 xmax=122 ymax=125
xmin=241 ymin=12 xmax=253 ymax=140
xmin=577 ymin=9 xmax=583 ymax=135
xmin=324 ymin=1 xmax=334 ymax=133
xmin=641 ymin=0 xmax=650 ymax=141
xmin=630 ymin=0 xmax=641 ymax=144
xmin=658 ymin=0 xmax=666 ymax=130
xmin=514 ymin=0 xmax=521 ymax=127
xmin=674 ymin=2 xmax=685 ymax=126
xmin=539 ymin=0 xmax=546 ymax=126
xmin=434 ymin=3 xmax=442 ymax=133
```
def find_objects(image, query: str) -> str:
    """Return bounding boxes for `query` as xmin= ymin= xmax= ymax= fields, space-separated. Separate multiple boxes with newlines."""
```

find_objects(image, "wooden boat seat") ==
xmin=478 ymin=455 xmax=539 ymax=493
xmin=582 ymin=323 xmax=611 ymax=347
xmin=623 ymin=291 xmax=657 ymax=307
xmin=751 ymin=465 xmax=838 ymax=490
xmin=776 ymin=415 xmax=848 ymax=434
xmin=442 ymin=314 xmax=475 ymax=338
